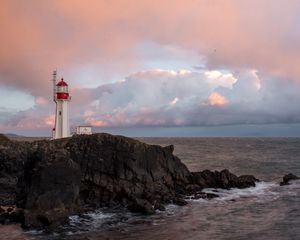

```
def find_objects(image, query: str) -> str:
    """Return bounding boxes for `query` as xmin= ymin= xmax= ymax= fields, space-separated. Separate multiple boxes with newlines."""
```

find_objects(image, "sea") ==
xmin=1 ymin=137 xmax=300 ymax=240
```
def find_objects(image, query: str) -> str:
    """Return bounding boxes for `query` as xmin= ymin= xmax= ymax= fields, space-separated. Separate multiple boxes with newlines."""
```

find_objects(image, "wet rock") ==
xmin=236 ymin=175 xmax=258 ymax=188
xmin=154 ymin=202 xmax=166 ymax=211
xmin=280 ymin=173 xmax=300 ymax=186
xmin=190 ymin=169 xmax=258 ymax=189
xmin=128 ymin=199 xmax=155 ymax=214
xmin=0 ymin=205 xmax=24 ymax=224
xmin=173 ymin=197 xmax=188 ymax=206
xmin=191 ymin=192 xmax=219 ymax=200
xmin=185 ymin=184 xmax=202 ymax=193
xmin=205 ymin=193 xmax=219 ymax=199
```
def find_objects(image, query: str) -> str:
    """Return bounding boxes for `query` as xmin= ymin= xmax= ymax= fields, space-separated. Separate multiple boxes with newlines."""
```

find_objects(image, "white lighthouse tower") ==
xmin=52 ymin=71 xmax=71 ymax=139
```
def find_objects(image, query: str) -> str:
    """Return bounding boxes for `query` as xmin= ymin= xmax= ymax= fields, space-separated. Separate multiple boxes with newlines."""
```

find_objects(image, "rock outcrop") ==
xmin=279 ymin=173 xmax=300 ymax=186
xmin=18 ymin=149 xmax=81 ymax=228
xmin=0 ymin=133 xmax=259 ymax=228
xmin=0 ymin=134 xmax=30 ymax=205
xmin=190 ymin=169 xmax=258 ymax=189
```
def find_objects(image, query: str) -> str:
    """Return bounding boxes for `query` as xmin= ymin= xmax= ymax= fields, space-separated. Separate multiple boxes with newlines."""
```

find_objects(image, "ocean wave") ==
xmin=65 ymin=209 xmax=118 ymax=235
xmin=188 ymin=181 xmax=280 ymax=203
xmin=69 ymin=209 xmax=115 ymax=227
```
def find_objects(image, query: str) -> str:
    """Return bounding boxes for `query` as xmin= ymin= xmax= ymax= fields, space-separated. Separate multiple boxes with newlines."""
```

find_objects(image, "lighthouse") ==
xmin=52 ymin=71 xmax=71 ymax=139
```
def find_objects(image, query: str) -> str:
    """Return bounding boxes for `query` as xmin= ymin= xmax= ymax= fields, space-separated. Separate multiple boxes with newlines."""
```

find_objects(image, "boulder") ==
xmin=173 ymin=197 xmax=188 ymax=206
xmin=128 ymin=198 xmax=155 ymax=214
xmin=236 ymin=175 xmax=258 ymax=188
xmin=280 ymin=173 xmax=300 ymax=186
xmin=154 ymin=202 xmax=166 ymax=211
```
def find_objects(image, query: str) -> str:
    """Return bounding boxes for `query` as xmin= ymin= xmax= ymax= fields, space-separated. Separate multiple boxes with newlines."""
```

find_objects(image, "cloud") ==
xmin=1 ymin=0 xmax=300 ymax=97
xmin=208 ymin=92 xmax=229 ymax=106
xmin=170 ymin=97 xmax=179 ymax=106
xmin=70 ymin=69 xmax=300 ymax=127
xmin=35 ymin=97 xmax=49 ymax=106
xmin=1 ymin=68 xmax=300 ymax=135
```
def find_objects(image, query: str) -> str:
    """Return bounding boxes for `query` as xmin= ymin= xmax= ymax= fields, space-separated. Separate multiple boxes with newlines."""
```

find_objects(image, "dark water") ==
xmin=1 ymin=138 xmax=300 ymax=240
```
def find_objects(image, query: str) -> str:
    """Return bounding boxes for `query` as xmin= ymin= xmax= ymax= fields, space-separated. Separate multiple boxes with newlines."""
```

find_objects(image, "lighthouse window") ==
xmin=59 ymin=111 xmax=62 ymax=115
xmin=57 ymin=86 xmax=68 ymax=93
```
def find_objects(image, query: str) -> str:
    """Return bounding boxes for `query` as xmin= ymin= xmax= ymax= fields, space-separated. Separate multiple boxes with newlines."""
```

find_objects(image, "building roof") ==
xmin=56 ymin=78 xmax=68 ymax=86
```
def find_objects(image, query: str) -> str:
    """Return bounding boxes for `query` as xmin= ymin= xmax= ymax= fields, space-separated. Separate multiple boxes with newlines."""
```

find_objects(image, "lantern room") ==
xmin=56 ymin=78 xmax=69 ymax=100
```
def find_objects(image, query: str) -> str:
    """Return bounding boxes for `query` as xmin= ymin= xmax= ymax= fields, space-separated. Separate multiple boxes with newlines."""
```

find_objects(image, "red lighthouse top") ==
xmin=56 ymin=78 xmax=70 ymax=100
xmin=56 ymin=78 xmax=68 ymax=87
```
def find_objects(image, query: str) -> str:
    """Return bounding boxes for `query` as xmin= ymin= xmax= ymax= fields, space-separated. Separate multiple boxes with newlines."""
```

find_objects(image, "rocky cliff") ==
xmin=0 ymin=134 xmax=30 ymax=206
xmin=0 ymin=133 xmax=258 ymax=228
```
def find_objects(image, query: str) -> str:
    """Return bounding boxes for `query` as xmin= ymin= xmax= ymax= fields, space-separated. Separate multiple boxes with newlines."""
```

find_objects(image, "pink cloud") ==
xmin=44 ymin=114 xmax=55 ymax=126
xmin=85 ymin=118 xmax=108 ymax=127
xmin=35 ymin=97 xmax=49 ymax=106
xmin=1 ymin=0 xmax=300 ymax=98
xmin=208 ymin=92 xmax=229 ymax=106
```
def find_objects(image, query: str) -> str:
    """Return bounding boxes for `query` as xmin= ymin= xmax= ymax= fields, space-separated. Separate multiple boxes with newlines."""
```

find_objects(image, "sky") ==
xmin=1 ymin=0 xmax=300 ymax=137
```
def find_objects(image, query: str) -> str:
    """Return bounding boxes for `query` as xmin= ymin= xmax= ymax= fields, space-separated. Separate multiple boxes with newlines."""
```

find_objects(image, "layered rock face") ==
xmin=0 ymin=135 xmax=30 ymax=206
xmin=18 ymin=148 xmax=81 ymax=227
xmin=0 ymin=133 xmax=259 ymax=228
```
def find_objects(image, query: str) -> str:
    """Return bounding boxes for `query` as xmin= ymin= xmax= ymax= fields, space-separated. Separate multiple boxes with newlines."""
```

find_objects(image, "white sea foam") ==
xmin=63 ymin=209 xmax=118 ymax=235
xmin=69 ymin=209 xmax=115 ymax=227
xmin=164 ymin=204 xmax=181 ymax=215
xmin=189 ymin=181 xmax=280 ymax=203
xmin=280 ymin=179 xmax=300 ymax=196
xmin=25 ymin=229 xmax=44 ymax=235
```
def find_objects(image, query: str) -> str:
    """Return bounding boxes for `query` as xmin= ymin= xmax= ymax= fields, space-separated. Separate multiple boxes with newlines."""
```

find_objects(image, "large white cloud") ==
xmin=1 ymin=68 xmax=300 ymax=134
xmin=70 ymin=69 xmax=300 ymax=127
